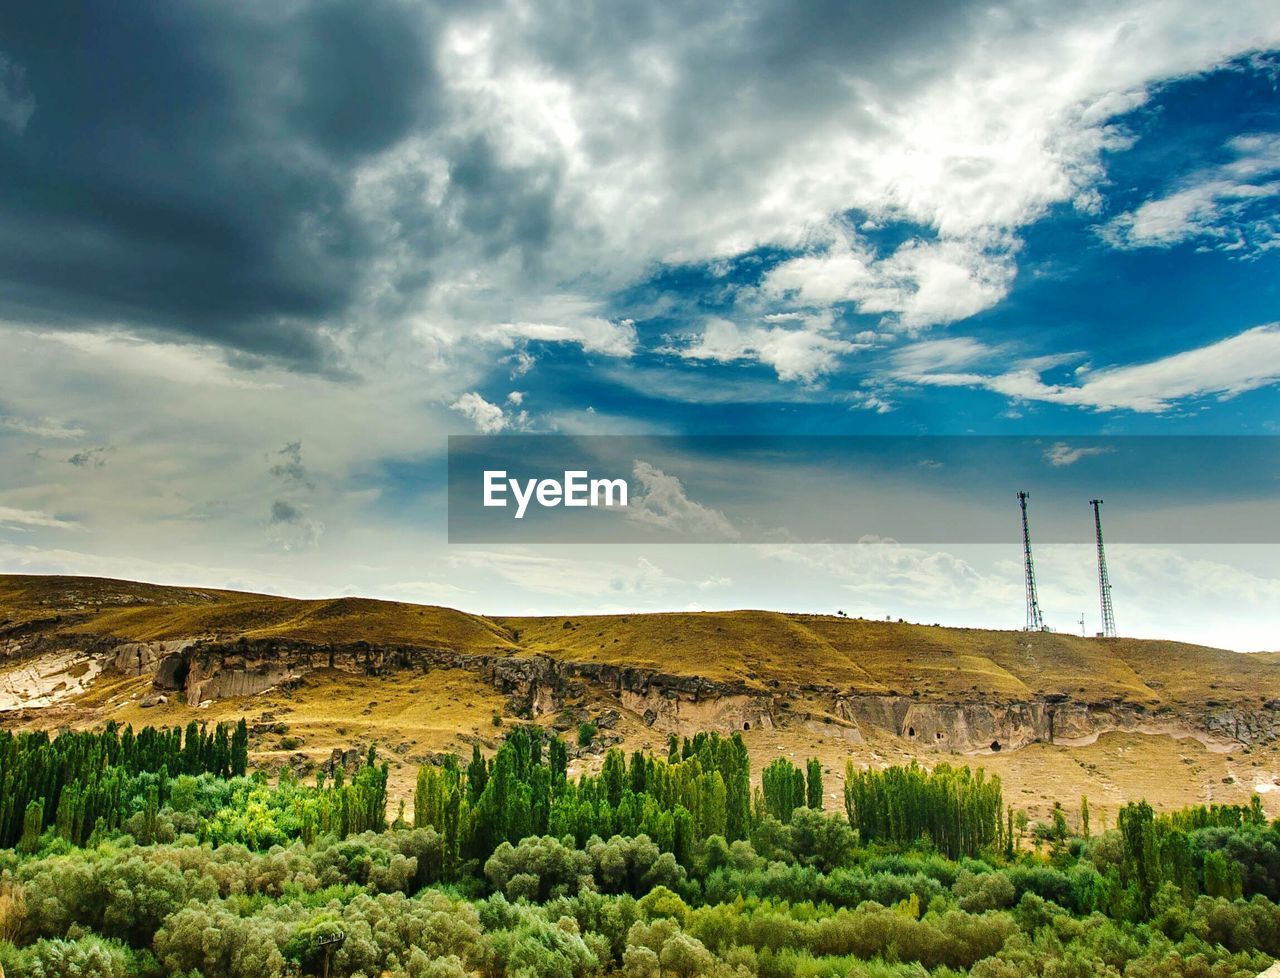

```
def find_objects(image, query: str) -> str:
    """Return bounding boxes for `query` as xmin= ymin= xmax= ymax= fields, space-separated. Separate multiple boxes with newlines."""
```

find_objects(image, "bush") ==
xmin=0 ymin=935 xmax=159 ymax=978
xmin=485 ymin=836 xmax=592 ymax=902
xmin=587 ymin=835 xmax=686 ymax=896
xmin=954 ymin=870 xmax=1017 ymax=912
xmin=787 ymin=809 xmax=857 ymax=873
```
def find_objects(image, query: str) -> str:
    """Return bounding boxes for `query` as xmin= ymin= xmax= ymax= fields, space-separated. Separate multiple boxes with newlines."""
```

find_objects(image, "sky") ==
xmin=0 ymin=0 xmax=1278 ymax=650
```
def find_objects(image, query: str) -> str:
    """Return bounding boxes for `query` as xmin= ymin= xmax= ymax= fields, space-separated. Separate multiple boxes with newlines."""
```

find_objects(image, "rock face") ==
xmin=112 ymin=640 xmax=198 ymax=676
xmin=619 ymin=688 xmax=774 ymax=733
xmin=1205 ymin=707 xmax=1280 ymax=747
xmin=0 ymin=649 xmax=102 ymax=710
xmin=28 ymin=634 xmax=1261 ymax=753
xmin=833 ymin=694 xmax=1253 ymax=753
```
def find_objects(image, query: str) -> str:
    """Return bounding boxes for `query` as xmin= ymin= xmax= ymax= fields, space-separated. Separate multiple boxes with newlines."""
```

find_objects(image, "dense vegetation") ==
xmin=1 ymin=723 xmax=1277 ymax=978
xmin=0 ymin=722 xmax=249 ymax=849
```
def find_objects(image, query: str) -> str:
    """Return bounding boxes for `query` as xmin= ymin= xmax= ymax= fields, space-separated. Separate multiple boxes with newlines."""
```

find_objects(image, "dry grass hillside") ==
xmin=0 ymin=574 xmax=513 ymax=651
xmin=4 ymin=574 xmax=1275 ymax=709
xmin=503 ymin=611 xmax=1257 ymax=704
xmin=4 ymin=573 xmax=1280 ymax=824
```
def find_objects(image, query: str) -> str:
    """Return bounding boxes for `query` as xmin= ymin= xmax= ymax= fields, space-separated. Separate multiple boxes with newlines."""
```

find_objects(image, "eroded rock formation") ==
xmin=45 ymin=635 xmax=1272 ymax=753
xmin=5 ymin=617 xmax=1278 ymax=754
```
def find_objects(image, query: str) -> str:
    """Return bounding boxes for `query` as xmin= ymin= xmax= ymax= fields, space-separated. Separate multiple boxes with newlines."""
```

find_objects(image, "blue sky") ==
xmin=488 ymin=61 xmax=1280 ymax=437
xmin=0 ymin=1 xmax=1277 ymax=649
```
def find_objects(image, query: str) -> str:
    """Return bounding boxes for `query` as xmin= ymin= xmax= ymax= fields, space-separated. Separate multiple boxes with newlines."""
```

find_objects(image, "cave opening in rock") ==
xmin=154 ymin=656 xmax=189 ymax=692
xmin=907 ymin=726 xmax=915 ymax=737
xmin=742 ymin=722 xmax=750 ymax=730
xmin=990 ymin=740 xmax=1002 ymax=751
xmin=935 ymin=732 xmax=944 ymax=739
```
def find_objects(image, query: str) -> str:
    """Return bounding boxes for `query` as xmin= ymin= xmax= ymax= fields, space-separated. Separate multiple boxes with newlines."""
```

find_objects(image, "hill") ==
xmin=4 ymin=573 xmax=1276 ymax=703
xmin=3 ymin=573 xmax=1279 ymax=823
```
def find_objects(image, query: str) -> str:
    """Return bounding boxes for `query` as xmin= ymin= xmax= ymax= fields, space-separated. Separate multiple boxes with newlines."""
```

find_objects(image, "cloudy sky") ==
xmin=1 ymin=0 xmax=1278 ymax=650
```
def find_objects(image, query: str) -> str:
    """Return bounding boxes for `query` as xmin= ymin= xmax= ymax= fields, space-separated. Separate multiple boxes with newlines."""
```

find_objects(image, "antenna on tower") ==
xmin=1078 ymin=613 xmax=1086 ymax=637
xmin=1090 ymin=499 xmax=1117 ymax=638
xmin=1017 ymin=491 xmax=1046 ymax=631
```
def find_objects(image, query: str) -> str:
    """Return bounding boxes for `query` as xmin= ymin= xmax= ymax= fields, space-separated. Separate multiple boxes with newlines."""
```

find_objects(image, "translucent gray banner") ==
xmin=447 ymin=436 xmax=1280 ymax=543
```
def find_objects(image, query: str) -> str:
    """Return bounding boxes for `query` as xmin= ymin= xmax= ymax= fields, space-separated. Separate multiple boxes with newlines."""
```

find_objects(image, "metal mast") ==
xmin=1017 ymin=491 xmax=1045 ymax=631
xmin=1090 ymin=499 xmax=1117 ymax=638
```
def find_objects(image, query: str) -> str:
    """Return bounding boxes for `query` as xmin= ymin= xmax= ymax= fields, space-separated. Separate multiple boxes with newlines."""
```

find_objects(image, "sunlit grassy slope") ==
xmin=503 ymin=611 xmax=1280 ymax=704
xmin=6 ymin=574 xmax=1280 ymax=821
xmin=3 ymin=574 xmax=1277 ymax=707
xmin=0 ymin=574 xmax=514 ymax=650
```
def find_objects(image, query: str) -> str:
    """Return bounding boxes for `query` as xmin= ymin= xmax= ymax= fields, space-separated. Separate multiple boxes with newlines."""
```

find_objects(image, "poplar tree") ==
xmin=806 ymin=758 xmax=823 ymax=810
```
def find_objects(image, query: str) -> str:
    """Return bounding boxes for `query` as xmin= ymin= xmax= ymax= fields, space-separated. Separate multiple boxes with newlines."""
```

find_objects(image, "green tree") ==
xmin=1203 ymin=849 xmax=1243 ymax=899
xmin=762 ymin=758 xmax=806 ymax=824
xmin=467 ymin=744 xmax=488 ymax=804
xmin=17 ymin=798 xmax=44 ymax=854
xmin=806 ymin=758 xmax=823 ymax=810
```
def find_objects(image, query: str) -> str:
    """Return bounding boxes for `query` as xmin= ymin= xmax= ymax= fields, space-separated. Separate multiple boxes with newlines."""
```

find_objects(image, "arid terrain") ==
xmin=4 ymin=573 xmax=1279 ymax=826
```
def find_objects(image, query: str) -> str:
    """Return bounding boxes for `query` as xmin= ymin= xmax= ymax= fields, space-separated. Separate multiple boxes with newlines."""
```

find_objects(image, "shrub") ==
xmin=484 ymin=836 xmax=592 ymax=902
xmin=954 ymin=870 xmax=1017 ymax=912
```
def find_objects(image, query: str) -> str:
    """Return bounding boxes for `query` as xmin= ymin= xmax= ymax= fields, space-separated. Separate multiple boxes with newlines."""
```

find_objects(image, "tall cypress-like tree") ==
xmin=843 ymin=760 xmax=1003 ymax=859
xmin=17 ymin=798 xmax=44 ymax=854
xmin=762 ymin=758 xmax=806 ymax=824
xmin=724 ymin=734 xmax=751 ymax=841
xmin=230 ymin=719 xmax=250 ymax=777
xmin=549 ymin=737 xmax=568 ymax=787
xmin=806 ymin=758 xmax=823 ymax=810
xmin=467 ymin=744 xmax=488 ymax=804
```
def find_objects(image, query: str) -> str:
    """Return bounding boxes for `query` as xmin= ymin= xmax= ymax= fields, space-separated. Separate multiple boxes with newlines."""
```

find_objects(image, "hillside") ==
xmin=4 ymin=573 xmax=1276 ymax=703
xmin=3 ymin=573 xmax=1280 ymax=822
xmin=500 ymin=610 xmax=1280 ymax=705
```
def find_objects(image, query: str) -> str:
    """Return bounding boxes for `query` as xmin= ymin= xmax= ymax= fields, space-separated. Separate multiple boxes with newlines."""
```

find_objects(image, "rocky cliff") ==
xmin=33 ymin=633 xmax=1273 ymax=754
xmin=3 ymin=574 xmax=1277 ymax=756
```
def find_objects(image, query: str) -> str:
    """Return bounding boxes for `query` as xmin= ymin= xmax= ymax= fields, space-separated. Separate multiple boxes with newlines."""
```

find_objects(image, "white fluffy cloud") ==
xmin=0 ymin=415 xmax=86 ymax=439
xmin=266 ymin=499 xmax=324 ymax=552
xmin=0 ymin=507 xmax=79 ymax=531
xmin=348 ymin=0 xmax=1280 ymax=379
xmin=890 ymin=337 xmax=995 ymax=375
xmin=1044 ymin=443 xmax=1115 ymax=467
xmin=34 ymin=330 xmax=280 ymax=390
xmin=626 ymin=460 xmax=740 ymax=541
xmin=1103 ymin=133 xmax=1280 ymax=254
xmin=760 ymin=233 xmax=1017 ymax=331
xmin=449 ymin=391 xmax=529 ymax=433
xmin=677 ymin=316 xmax=860 ymax=383
xmin=893 ymin=323 xmax=1280 ymax=412
xmin=756 ymin=540 xmax=1280 ymax=651
xmin=758 ymin=542 xmax=1015 ymax=615
xmin=0 ymin=323 xmax=464 ymax=581
xmin=486 ymin=320 xmax=637 ymax=358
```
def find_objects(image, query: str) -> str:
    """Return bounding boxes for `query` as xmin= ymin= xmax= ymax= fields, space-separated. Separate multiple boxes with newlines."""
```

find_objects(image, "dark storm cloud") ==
xmin=497 ymin=0 xmax=975 ymax=162
xmin=270 ymin=499 xmax=301 ymax=525
xmin=0 ymin=0 xmax=438 ymax=368
xmin=290 ymin=2 xmax=436 ymax=158
xmin=0 ymin=0 xmax=989 ymax=372
xmin=3 ymin=0 xmax=1272 ymax=390
xmin=269 ymin=441 xmax=314 ymax=491
xmin=446 ymin=135 xmax=560 ymax=266
xmin=268 ymin=496 xmax=323 ymax=549
xmin=66 ymin=446 xmax=110 ymax=468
